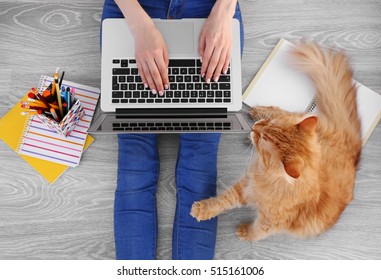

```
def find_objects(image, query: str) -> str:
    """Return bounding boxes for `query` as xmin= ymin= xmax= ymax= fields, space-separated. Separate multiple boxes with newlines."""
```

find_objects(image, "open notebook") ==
xmin=243 ymin=38 xmax=381 ymax=145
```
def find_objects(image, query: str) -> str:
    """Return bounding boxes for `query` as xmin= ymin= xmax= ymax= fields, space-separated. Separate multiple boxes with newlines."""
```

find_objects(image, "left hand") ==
xmin=199 ymin=10 xmax=233 ymax=83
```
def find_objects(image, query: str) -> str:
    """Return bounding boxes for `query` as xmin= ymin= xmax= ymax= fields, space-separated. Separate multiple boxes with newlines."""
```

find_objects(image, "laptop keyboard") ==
xmin=112 ymin=121 xmax=232 ymax=131
xmin=111 ymin=58 xmax=232 ymax=104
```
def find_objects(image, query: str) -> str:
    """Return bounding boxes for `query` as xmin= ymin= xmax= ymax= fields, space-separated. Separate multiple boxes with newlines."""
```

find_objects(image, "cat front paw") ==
xmin=190 ymin=199 xmax=217 ymax=221
xmin=236 ymin=223 xmax=252 ymax=241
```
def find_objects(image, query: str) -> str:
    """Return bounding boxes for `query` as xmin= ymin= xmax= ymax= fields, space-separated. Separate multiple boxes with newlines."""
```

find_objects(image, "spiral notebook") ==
xmin=0 ymin=76 xmax=99 ymax=183
xmin=243 ymin=38 xmax=381 ymax=145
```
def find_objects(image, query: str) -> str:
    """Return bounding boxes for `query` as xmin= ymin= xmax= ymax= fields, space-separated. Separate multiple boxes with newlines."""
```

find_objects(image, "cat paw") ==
xmin=236 ymin=223 xmax=252 ymax=241
xmin=190 ymin=200 xmax=216 ymax=221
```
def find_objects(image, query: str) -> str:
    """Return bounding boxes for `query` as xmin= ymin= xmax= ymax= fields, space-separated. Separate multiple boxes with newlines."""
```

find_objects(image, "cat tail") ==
xmin=291 ymin=42 xmax=361 ymax=134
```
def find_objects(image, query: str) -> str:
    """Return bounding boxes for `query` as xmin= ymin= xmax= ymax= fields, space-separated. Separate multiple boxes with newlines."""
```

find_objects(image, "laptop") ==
xmin=89 ymin=18 xmax=251 ymax=134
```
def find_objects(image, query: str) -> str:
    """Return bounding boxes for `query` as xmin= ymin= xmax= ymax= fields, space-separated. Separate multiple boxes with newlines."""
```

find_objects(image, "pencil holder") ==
xmin=37 ymin=99 xmax=84 ymax=137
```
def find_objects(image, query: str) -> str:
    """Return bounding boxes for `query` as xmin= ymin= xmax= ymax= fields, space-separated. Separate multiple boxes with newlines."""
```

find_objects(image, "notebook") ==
xmin=89 ymin=18 xmax=251 ymax=134
xmin=0 ymin=76 xmax=100 ymax=183
xmin=243 ymin=38 xmax=381 ymax=145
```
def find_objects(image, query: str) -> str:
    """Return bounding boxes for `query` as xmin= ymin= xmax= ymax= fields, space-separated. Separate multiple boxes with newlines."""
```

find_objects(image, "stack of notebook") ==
xmin=0 ymin=76 xmax=100 ymax=183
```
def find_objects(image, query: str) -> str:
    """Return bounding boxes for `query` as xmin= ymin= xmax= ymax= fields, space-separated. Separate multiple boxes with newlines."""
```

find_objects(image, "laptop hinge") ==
xmin=115 ymin=108 xmax=227 ymax=118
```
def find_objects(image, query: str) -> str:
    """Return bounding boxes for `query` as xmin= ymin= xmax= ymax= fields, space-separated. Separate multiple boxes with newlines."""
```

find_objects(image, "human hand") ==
xmin=199 ymin=10 xmax=233 ymax=83
xmin=133 ymin=20 xmax=169 ymax=95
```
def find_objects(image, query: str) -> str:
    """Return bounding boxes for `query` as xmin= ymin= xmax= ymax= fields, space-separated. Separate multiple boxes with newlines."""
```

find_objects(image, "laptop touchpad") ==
xmin=157 ymin=22 xmax=194 ymax=54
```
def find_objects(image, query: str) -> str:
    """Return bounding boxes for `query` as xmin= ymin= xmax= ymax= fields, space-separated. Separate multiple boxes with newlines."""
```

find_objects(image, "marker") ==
xmin=50 ymin=108 xmax=60 ymax=122
xmin=62 ymin=88 xmax=71 ymax=113
xmin=70 ymin=87 xmax=76 ymax=104
xmin=65 ymin=87 xmax=71 ymax=111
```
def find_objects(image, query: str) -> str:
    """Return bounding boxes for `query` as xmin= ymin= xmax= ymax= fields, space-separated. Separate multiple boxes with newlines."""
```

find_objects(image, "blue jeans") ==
xmin=102 ymin=0 xmax=244 ymax=260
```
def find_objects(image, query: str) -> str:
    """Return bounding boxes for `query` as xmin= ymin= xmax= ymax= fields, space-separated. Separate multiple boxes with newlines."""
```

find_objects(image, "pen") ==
xmin=54 ymin=67 xmax=64 ymax=117
xmin=59 ymin=71 xmax=65 ymax=89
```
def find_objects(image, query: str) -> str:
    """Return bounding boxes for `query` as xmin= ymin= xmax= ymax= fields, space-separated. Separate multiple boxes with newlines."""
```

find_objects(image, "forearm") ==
xmin=114 ymin=0 xmax=154 ymax=36
xmin=211 ymin=0 xmax=238 ymax=18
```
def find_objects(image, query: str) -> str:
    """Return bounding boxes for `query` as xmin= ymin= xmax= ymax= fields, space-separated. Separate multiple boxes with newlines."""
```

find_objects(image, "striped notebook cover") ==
xmin=16 ymin=76 xmax=100 ymax=167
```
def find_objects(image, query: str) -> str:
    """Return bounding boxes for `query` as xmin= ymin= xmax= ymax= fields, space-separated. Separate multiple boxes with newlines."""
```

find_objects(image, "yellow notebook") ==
xmin=0 ymin=77 xmax=99 ymax=184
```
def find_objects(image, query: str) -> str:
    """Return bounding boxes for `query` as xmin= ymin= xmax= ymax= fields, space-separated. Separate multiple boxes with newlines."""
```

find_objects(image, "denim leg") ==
xmin=101 ymin=0 xmax=164 ymax=260
xmin=173 ymin=133 xmax=221 ymax=260
xmin=115 ymin=134 xmax=159 ymax=260
xmin=171 ymin=0 xmax=243 ymax=261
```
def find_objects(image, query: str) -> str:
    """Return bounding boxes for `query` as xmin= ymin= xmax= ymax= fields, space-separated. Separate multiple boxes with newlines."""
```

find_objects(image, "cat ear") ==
xmin=283 ymin=159 xmax=301 ymax=179
xmin=297 ymin=115 xmax=318 ymax=134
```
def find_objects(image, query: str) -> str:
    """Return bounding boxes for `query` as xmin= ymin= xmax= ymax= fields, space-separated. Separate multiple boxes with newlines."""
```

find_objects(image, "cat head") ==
xmin=251 ymin=115 xmax=318 ymax=179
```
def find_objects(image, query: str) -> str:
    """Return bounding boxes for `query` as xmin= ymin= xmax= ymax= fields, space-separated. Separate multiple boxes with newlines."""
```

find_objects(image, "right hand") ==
xmin=133 ymin=21 xmax=169 ymax=95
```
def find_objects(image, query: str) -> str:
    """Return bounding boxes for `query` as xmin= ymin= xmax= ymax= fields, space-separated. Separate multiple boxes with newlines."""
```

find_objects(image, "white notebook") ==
xmin=243 ymin=38 xmax=381 ymax=145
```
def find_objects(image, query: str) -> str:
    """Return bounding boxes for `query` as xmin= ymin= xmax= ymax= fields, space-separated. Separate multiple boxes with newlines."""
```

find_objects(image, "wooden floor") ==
xmin=0 ymin=0 xmax=380 ymax=259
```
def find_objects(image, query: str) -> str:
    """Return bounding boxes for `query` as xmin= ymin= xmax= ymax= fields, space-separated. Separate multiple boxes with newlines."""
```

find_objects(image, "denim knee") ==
xmin=117 ymin=134 xmax=159 ymax=193
xmin=176 ymin=133 xmax=221 ymax=196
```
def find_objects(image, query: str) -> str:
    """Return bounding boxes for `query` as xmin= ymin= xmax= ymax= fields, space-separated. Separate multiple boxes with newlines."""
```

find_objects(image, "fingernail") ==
xmin=201 ymin=73 xmax=205 ymax=78
xmin=200 ymin=56 xmax=203 ymax=63
xmin=144 ymin=83 xmax=148 ymax=89
xmin=164 ymin=84 xmax=169 ymax=90
xmin=159 ymin=91 xmax=164 ymax=96
xmin=152 ymin=89 xmax=157 ymax=94
xmin=223 ymin=69 xmax=228 ymax=75
xmin=214 ymin=76 xmax=219 ymax=82
xmin=206 ymin=78 xmax=211 ymax=84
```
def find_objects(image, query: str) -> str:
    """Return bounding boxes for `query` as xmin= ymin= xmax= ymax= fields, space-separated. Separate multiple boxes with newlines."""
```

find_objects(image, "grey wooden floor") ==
xmin=0 ymin=0 xmax=380 ymax=260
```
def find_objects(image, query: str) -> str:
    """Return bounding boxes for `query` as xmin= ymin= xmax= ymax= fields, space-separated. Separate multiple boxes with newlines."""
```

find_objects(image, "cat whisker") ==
xmin=243 ymin=145 xmax=255 ymax=174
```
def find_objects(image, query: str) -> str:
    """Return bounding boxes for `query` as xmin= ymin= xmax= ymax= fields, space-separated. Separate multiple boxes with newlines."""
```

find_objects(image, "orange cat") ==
xmin=191 ymin=42 xmax=362 ymax=241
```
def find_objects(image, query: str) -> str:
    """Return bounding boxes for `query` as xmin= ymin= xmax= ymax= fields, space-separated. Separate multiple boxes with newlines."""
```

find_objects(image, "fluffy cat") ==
xmin=190 ymin=42 xmax=362 ymax=241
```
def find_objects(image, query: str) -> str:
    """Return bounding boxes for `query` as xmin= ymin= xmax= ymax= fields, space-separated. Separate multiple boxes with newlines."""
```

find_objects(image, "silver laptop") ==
xmin=89 ymin=18 xmax=251 ymax=133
